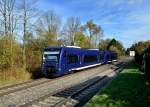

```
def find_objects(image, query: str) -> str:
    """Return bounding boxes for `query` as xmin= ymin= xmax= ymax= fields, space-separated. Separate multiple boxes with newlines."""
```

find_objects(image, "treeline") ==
xmin=0 ymin=0 xmax=125 ymax=81
xmin=127 ymin=40 xmax=150 ymax=81
xmin=99 ymin=38 xmax=125 ymax=57
xmin=0 ymin=0 xmax=105 ymax=80
xmin=127 ymin=40 xmax=150 ymax=65
xmin=143 ymin=46 xmax=150 ymax=81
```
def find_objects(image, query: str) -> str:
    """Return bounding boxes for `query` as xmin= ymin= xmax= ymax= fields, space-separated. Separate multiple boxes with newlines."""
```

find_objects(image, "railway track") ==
xmin=0 ymin=64 xmax=110 ymax=97
xmin=0 ymin=64 xmax=111 ymax=98
xmin=24 ymin=68 xmax=120 ymax=107
xmin=29 ymin=76 xmax=109 ymax=107
xmin=0 ymin=78 xmax=51 ymax=96
xmin=0 ymin=59 xmax=129 ymax=107
xmin=22 ymin=62 xmax=125 ymax=107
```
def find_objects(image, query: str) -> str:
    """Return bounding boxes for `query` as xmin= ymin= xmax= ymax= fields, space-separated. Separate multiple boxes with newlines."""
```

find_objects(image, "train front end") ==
xmin=41 ymin=47 xmax=61 ymax=77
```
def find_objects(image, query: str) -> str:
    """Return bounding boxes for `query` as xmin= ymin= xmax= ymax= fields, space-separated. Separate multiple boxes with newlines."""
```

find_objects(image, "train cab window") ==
xmin=67 ymin=54 xmax=78 ymax=64
xmin=43 ymin=51 xmax=60 ymax=62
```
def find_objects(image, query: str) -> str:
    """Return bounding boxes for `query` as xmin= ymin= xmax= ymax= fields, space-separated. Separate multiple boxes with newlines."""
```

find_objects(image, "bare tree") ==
xmin=36 ymin=10 xmax=61 ymax=46
xmin=0 ymin=0 xmax=7 ymax=35
xmin=0 ymin=0 xmax=16 ymax=36
xmin=7 ymin=0 xmax=16 ymax=35
xmin=8 ymin=0 xmax=16 ymax=75
xmin=18 ymin=0 xmax=38 ymax=70
xmin=93 ymin=26 xmax=103 ymax=48
xmin=63 ymin=17 xmax=81 ymax=46
xmin=0 ymin=0 xmax=17 ymax=75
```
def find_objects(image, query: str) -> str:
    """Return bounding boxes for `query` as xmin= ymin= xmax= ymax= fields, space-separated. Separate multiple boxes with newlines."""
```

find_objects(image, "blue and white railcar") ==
xmin=41 ymin=46 xmax=117 ymax=77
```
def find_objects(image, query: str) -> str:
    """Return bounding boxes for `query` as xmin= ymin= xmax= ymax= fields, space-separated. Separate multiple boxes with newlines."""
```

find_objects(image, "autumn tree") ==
xmin=74 ymin=31 xmax=89 ymax=48
xmin=82 ymin=19 xmax=102 ymax=48
xmin=0 ymin=0 xmax=18 ymax=76
xmin=24 ymin=33 xmax=43 ymax=78
xmin=108 ymin=39 xmax=125 ymax=57
xmin=99 ymin=39 xmax=111 ymax=50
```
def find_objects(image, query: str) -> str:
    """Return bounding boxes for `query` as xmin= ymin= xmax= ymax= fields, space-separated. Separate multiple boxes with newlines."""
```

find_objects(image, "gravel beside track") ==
xmin=25 ymin=63 xmax=124 ymax=107
xmin=0 ymin=58 xmax=130 ymax=107
xmin=0 ymin=78 xmax=51 ymax=96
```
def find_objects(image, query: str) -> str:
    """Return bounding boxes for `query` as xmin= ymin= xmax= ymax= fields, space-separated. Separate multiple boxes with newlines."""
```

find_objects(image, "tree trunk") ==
xmin=23 ymin=0 xmax=27 ymax=70
xmin=4 ymin=0 xmax=7 ymax=36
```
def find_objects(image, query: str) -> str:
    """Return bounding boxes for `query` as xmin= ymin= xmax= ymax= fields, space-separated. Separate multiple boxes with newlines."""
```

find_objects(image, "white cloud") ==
xmin=128 ymin=0 xmax=144 ymax=4
xmin=127 ymin=11 xmax=150 ymax=24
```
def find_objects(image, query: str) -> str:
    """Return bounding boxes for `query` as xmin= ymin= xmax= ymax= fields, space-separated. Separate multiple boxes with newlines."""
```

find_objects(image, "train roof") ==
xmin=45 ymin=46 xmax=81 ymax=49
xmin=65 ymin=46 xmax=81 ymax=48
xmin=45 ymin=46 xmax=100 ymax=51
xmin=44 ymin=46 xmax=116 ymax=54
xmin=88 ymin=49 xmax=99 ymax=50
xmin=45 ymin=46 xmax=63 ymax=49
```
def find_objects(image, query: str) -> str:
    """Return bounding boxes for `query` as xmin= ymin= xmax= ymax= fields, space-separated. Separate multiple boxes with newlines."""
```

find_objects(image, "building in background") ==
xmin=129 ymin=51 xmax=135 ymax=56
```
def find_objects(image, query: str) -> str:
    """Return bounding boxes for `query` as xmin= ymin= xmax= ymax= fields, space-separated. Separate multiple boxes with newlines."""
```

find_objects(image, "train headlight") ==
xmin=43 ymin=56 xmax=45 ymax=64
xmin=58 ymin=68 xmax=61 ymax=71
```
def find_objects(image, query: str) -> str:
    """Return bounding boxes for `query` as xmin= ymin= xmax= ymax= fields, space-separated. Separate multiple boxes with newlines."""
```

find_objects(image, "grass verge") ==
xmin=85 ymin=61 xmax=150 ymax=107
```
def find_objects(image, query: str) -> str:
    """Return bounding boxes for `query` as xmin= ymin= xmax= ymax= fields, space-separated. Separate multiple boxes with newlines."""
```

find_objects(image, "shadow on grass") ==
xmin=86 ymin=61 xmax=150 ymax=107
xmin=124 ymin=60 xmax=139 ymax=69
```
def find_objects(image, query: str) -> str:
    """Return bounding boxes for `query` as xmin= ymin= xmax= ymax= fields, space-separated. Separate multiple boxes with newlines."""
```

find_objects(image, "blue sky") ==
xmin=37 ymin=0 xmax=150 ymax=48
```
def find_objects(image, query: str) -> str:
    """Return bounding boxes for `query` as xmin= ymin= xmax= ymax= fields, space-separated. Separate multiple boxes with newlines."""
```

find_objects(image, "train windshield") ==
xmin=43 ymin=51 xmax=60 ymax=62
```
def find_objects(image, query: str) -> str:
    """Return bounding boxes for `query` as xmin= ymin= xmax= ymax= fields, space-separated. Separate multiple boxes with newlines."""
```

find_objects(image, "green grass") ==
xmin=85 ymin=61 xmax=150 ymax=107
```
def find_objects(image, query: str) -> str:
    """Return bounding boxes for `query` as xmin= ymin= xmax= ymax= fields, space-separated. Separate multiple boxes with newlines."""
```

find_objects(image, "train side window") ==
xmin=102 ymin=54 xmax=104 ymax=59
xmin=106 ymin=54 xmax=109 ymax=59
xmin=84 ymin=55 xmax=97 ymax=63
xmin=67 ymin=54 xmax=78 ymax=64
xmin=111 ymin=54 xmax=113 ymax=59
